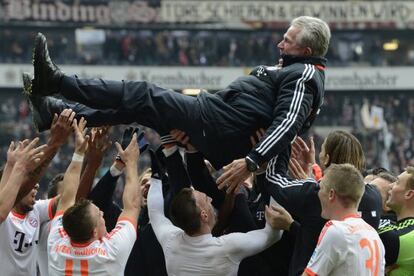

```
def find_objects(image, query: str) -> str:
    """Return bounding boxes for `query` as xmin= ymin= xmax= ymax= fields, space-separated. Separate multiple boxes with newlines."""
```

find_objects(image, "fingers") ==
xmin=137 ymin=129 xmax=145 ymax=141
xmin=259 ymin=128 xmax=266 ymax=136
xmin=226 ymin=181 xmax=240 ymax=195
xmin=128 ymin=133 xmax=138 ymax=148
xmin=295 ymin=136 xmax=309 ymax=152
xmin=270 ymin=204 xmax=286 ymax=214
xmin=115 ymin=142 xmax=123 ymax=154
xmin=217 ymin=169 xmax=238 ymax=191
xmin=52 ymin=113 xmax=58 ymax=125
xmin=309 ymin=136 xmax=315 ymax=152
xmin=79 ymin=117 xmax=87 ymax=133
xmin=170 ymin=129 xmax=187 ymax=144
xmin=250 ymin=135 xmax=256 ymax=147
xmin=8 ymin=141 xmax=15 ymax=152
xmin=25 ymin=137 xmax=40 ymax=151
xmin=289 ymin=158 xmax=305 ymax=179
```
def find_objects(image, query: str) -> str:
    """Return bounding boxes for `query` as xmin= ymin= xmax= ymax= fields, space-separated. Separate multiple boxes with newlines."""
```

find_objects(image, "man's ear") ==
xmin=92 ymin=228 xmax=98 ymax=239
xmin=200 ymin=210 xmax=208 ymax=223
xmin=405 ymin=189 xmax=414 ymax=200
xmin=328 ymin=189 xmax=336 ymax=202
xmin=324 ymin=154 xmax=330 ymax=167
xmin=304 ymin=47 xmax=312 ymax=56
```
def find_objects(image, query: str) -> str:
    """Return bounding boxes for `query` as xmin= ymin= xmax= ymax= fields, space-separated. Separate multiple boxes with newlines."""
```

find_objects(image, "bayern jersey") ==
xmin=48 ymin=212 xmax=136 ymax=276
xmin=0 ymin=198 xmax=54 ymax=276
xmin=305 ymin=215 xmax=385 ymax=276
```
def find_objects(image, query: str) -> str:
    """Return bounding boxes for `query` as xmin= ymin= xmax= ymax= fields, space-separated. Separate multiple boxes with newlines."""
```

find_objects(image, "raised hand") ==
xmin=217 ymin=158 xmax=250 ymax=194
xmin=72 ymin=117 xmax=89 ymax=155
xmin=265 ymin=204 xmax=294 ymax=231
xmin=288 ymin=157 xmax=309 ymax=180
xmin=115 ymin=133 xmax=139 ymax=166
xmin=290 ymin=136 xmax=315 ymax=178
xmin=48 ymin=109 xmax=76 ymax=146
xmin=121 ymin=127 xmax=148 ymax=152
xmin=6 ymin=140 xmax=25 ymax=167
xmin=86 ymin=127 xmax=112 ymax=162
xmin=14 ymin=138 xmax=47 ymax=173
xmin=250 ymin=128 xmax=266 ymax=148
xmin=170 ymin=129 xmax=196 ymax=151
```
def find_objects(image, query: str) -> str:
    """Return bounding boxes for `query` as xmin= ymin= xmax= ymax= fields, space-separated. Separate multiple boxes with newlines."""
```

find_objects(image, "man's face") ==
xmin=17 ymin=184 xmax=39 ymax=213
xmin=193 ymin=190 xmax=216 ymax=229
xmin=318 ymin=179 xmax=331 ymax=219
xmin=277 ymin=26 xmax=309 ymax=57
xmin=386 ymin=172 xmax=410 ymax=212
xmin=371 ymin=177 xmax=393 ymax=212
xmin=90 ymin=203 xmax=107 ymax=239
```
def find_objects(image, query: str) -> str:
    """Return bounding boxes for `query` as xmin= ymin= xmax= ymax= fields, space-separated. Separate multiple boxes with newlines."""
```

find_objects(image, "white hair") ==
xmin=291 ymin=16 xmax=331 ymax=57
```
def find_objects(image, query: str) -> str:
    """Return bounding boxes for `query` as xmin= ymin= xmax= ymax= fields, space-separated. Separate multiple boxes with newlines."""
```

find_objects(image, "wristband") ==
xmin=72 ymin=153 xmax=84 ymax=163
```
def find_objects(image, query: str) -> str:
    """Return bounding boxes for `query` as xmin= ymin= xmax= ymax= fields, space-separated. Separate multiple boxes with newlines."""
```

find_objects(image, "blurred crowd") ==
xmin=1 ymin=29 xmax=414 ymax=67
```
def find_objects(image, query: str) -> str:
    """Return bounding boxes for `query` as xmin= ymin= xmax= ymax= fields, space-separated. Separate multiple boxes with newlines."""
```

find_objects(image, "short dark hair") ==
xmin=364 ymin=167 xmax=389 ymax=177
xmin=62 ymin=198 xmax=96 ymax=243
xmin=48 ymin=173 xmax=64 ymax=198
xmin=169 ymin=188 xmax=201 ymax=235
xmin=377 ymin=172 xmax=397 ymax=184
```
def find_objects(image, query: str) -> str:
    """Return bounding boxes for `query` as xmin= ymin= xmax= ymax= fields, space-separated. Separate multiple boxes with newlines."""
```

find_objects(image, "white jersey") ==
xmin=305 ymin=215 xmax=385 ymax=276
xmin=148 ymin=179 xmax=282 ymax=276
xmin=48 ymin=212 xmax=136 ymax=276
xmin=0 ymin=198 xmax=55 ymax=276
xmin=37 ymin=221 xmax=50 ymax=276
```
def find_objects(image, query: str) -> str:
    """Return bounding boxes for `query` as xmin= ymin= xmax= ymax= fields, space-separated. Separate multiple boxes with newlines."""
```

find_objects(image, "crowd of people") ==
xmin=0 ymin=15 xmax=414 ymax=276
xmin=1 ymin=28 xmax=413 ymax=67
xmin=2 ymin=91 xmax=413 ymax=200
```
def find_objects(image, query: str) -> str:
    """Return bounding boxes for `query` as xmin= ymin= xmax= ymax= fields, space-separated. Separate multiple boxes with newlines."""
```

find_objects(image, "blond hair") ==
xmin=405 ymin=166 xmax=414 ymax=190
xmin=323 ymin=163 xmax=365 ymax=208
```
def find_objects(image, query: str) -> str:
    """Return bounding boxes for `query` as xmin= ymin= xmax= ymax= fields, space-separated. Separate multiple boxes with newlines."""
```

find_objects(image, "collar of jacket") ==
xmin=281 ymin=54 xmax=327 ymax=68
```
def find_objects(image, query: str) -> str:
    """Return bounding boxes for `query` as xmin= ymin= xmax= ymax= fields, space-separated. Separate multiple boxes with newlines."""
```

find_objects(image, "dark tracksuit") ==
xmin=55 ymin=54 xmax=326 ymax=169
xmin=265 ymin=149 xmax=383 ymax=276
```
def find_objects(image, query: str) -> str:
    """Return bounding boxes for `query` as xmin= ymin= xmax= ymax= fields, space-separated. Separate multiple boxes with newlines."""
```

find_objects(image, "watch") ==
xmin=245 ymin=156 xmax=259 ymax=172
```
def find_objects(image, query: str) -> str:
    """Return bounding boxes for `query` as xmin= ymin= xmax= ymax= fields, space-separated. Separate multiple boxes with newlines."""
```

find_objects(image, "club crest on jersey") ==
xmin=28 ymin=217 xmax=38 ymax=228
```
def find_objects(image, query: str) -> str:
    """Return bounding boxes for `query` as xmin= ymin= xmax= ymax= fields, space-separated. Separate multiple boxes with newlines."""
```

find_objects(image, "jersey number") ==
xmin=359 ymin=238 xmax=380 ymax=276
xmin=65 ymin=259 xmax=89 ymax=276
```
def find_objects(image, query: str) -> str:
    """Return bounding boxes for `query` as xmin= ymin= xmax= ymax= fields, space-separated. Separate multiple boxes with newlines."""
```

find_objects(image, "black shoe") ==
xmin=32 ymin=33 xmax=63 ymax=96
xmin=23 ymin=72 xmax=59 ymax=132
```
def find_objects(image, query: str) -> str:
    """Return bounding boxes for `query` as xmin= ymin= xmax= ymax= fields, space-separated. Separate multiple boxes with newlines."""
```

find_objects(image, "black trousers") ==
xmin=58 ymin=75 xmax=243 ymax=168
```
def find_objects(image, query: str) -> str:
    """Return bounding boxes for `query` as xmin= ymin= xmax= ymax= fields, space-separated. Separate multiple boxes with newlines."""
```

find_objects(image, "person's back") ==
xmin=306 ymin=216 xmax=385 ymax=275
xmin=48 ymin=215 xmax=135 ymax=276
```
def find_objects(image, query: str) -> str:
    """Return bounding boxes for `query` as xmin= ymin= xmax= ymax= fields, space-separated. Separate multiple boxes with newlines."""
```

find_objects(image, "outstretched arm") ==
xmin=222 ymin=204 xmax=292 ymax=262
xmin=56 ymin=118 xmax=89 ymax=212
xmin=77 ymin=127 xmax=112 ymax=199
xmin=148 ymin=178 xmax=181 ymax=246
xmin=15 ymin=109 xmax=74 ymax=203
xmin=115 ymin=133 xmax=141 ymax=227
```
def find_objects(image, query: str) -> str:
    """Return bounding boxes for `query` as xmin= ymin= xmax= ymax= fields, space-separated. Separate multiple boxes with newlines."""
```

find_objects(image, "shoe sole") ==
xmin=32 ymin=33 xmax=46 ymax=96
xmin=22 ymin=73 xmax=44 ymax=132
